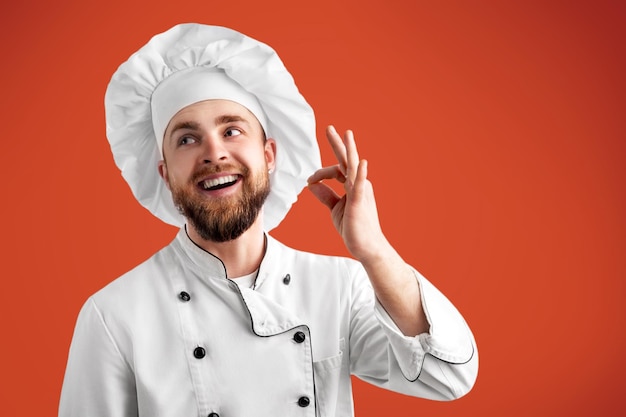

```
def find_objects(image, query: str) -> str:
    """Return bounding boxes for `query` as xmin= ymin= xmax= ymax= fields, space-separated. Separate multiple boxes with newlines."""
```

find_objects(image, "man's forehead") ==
xmin=172 ymin=99 xmax=253 ymax=119
xmin=166 ymin=99 xmax=260 ymax=132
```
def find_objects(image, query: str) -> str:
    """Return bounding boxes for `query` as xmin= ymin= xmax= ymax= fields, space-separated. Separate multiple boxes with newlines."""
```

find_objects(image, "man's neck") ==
xmin=186 ymin=218 xmax=266 ymax=278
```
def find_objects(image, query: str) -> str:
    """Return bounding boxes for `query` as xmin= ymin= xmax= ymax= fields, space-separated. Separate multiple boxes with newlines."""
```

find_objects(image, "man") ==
xmin=59 ymin=23 xmax=478 ymax=416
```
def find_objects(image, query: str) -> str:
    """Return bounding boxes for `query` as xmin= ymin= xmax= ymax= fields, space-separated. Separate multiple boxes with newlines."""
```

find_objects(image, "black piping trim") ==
xmin=412 ymin=341 xmax=476 ymax=382
xmin=229 ymin=275 xmax=317 ymax=415
xmin=183 ymin=225 xmax=228 ymax=277
xmin=231 ymin=275 xmax=304 ymax=338
xmin=250 ymin=234 xmax=267 ymax=290
xmin=180 ymin=228 xmax=315 ymax=412
xmin=183 ymin=226 xmax=267 ymax=287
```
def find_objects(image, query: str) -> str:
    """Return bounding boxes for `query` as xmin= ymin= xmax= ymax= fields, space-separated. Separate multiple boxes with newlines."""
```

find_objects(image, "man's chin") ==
xmin=198 ymin=198 xmax=242 ymax=214
xmin=190 ymin=209 xmax=258 ymax=243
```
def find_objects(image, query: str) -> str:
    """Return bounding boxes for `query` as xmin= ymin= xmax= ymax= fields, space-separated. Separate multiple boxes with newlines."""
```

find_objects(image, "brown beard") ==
xmin=169 ymin=164 xmax=270 ymax=242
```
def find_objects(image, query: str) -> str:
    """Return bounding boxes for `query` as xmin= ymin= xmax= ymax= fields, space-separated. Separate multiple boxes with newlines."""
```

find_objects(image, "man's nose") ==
xmin=200 ymin=135 xmax=228 ymax=163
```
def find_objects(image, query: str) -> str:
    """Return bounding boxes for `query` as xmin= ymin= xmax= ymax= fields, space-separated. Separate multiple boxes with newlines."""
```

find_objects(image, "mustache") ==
xmin=190 ymin=164 xmax=250 ymax=183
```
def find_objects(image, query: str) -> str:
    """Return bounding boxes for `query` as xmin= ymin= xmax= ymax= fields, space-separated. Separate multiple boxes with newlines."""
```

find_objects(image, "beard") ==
xmin=169 ymin=164 xmax=270 ymax=243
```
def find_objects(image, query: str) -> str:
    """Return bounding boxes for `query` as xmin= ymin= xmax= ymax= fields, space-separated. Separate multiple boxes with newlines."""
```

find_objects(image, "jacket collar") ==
xmin=173 ymin=226 xmax=229 ymax=279
xmin=172 ymin=226 xmax=283 ymax=284
xmin=171 ymin=227 xmax=304 ymax=335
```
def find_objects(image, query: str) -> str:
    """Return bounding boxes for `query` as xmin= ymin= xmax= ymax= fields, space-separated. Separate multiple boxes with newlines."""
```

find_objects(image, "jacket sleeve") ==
xmin=348 ymin=265 xmax=478 ymax=400
xmin=58 ymin=298 xmax=138 ymax=417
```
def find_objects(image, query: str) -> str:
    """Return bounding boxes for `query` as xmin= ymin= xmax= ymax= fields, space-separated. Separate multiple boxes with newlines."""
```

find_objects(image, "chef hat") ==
xmin=104 ymin=23 xmax=320 ymax=230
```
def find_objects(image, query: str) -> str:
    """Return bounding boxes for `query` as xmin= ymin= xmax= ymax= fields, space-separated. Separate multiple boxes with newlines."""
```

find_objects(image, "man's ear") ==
xmin=157 ymin=160 xmax=171 ymax=190
xmin=265 ymin=138 xmax=277 ymax=172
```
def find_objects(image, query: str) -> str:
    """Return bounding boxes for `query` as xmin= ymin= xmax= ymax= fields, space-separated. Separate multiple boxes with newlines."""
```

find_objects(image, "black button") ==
xmin=298 ymin=396 xmax=310 ymax=407
xmin=208 ymin=413 xmax=219 ymax=417
xmin=179 ymin=291 xmax=191 ymax=302
xmin=193 ymin=347 xmax=206 ymax=359
xmin=283 ymin=274 xmax=291 ymax=285
xmin=293 ymin=331 xmax=306 ymax=343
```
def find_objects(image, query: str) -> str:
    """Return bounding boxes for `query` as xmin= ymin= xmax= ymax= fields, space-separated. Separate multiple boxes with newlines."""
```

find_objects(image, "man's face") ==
xmin=158 ymin=99 xmax=276 ymax=242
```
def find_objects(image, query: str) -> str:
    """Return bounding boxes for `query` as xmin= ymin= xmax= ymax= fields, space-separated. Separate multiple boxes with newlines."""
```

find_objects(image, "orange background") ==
xmin=1 ymin=0 xmax=624 ymax=415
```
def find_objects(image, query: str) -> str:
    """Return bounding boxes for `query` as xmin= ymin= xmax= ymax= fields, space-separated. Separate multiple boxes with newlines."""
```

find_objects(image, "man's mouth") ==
xmin=199 ymin=174 xmax=239 ymax=191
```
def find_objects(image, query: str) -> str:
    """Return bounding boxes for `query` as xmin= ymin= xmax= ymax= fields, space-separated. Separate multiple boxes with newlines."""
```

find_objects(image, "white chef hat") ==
xmin=104 ymin=23 xmax=320 ymax=230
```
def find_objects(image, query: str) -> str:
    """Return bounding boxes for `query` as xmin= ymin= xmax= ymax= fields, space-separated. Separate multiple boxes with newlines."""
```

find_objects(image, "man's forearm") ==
xmin=360 ymin=239 xmax=429 ymax=337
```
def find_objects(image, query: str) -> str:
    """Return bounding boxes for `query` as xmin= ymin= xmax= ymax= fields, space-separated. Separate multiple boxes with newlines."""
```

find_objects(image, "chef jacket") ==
xmin=59 ymin=228 xmax=478 ymax=417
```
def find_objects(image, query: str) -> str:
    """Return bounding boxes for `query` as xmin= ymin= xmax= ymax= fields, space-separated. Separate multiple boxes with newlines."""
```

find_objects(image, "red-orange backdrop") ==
xmin=1 ymin=1 xmax=624 ymax=415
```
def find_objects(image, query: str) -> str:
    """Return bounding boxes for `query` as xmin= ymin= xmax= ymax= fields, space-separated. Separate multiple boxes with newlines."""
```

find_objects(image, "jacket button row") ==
xmin=283 ymin=273 xmax=291 ymax=285
xmin=293 ymin=331 xmax=306 ymax=343
xmin=193 ymin=347 xmax=206 ymax=359
xmin=298 ymin=396 xmax=311 ymax=407
xmin=179 ymin=291 xmax=191 ymax=302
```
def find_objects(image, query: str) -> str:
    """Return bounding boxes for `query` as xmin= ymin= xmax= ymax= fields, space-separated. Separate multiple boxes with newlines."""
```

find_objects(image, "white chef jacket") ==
xmin=59 ymin=228 xmax=478 ymax=417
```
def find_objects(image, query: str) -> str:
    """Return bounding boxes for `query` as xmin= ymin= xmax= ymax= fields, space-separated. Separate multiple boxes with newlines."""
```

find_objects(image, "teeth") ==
xmin=202 ymin=175 xmax=238 ymax=190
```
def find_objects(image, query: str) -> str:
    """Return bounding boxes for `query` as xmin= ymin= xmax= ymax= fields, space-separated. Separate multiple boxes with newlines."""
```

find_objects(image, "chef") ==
xmin=59 ymin=23 xmax=478 ymax=417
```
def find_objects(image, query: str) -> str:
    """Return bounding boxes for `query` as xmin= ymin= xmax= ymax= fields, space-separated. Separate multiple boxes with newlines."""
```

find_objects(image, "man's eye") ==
xmin=225 ymin=128 xmax=242 ymax=137
xmin=179 ymin=136 xmax=196 ymax=145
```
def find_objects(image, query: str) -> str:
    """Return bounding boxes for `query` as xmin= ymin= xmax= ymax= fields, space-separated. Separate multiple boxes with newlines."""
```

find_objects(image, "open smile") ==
xmin=199 ymin=174 xmax=240 ymax=191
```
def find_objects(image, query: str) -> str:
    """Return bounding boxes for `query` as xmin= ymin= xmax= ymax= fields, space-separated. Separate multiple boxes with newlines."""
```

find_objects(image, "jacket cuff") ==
xmin=374 ymin=269 xmax=475 ymax=380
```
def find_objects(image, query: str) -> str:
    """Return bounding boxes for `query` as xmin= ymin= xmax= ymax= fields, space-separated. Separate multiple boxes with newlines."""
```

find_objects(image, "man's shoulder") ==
xmin=267 ymin=236 xmax=362 ymax=271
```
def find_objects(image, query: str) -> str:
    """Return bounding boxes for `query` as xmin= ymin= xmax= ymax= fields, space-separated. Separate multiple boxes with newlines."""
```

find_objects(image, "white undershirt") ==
xmin=231 ymin=270 xmax=258 ymax=289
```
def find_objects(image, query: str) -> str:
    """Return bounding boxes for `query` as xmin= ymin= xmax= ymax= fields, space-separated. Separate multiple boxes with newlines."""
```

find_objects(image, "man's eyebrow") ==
xmin=215 ymin=114 xmax=250 ymax=125
xmin=168 ymin=120 xmax=200 ymax=135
